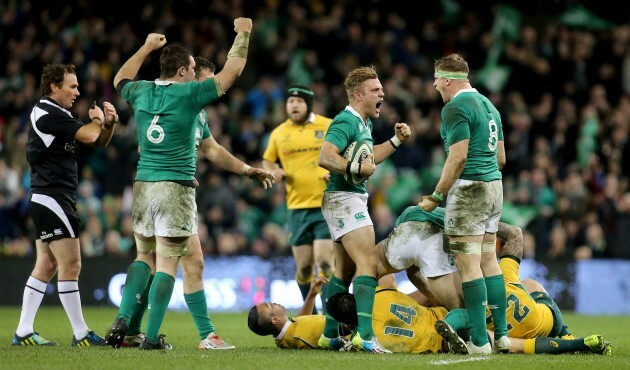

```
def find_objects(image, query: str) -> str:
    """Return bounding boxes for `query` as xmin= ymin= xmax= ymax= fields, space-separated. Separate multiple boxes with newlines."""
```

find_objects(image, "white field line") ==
xmin=429 ymin=356 xmax=492 ymax=365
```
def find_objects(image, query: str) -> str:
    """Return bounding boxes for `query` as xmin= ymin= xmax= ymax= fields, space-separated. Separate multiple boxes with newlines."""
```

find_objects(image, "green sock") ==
xmin=145 ymin=272 xmax=175 ymax=342
xmin=353 ymin=275 xmax=378 ymax=340
xmin=485 ymin=274 xmax=508 ymax=338
xmin=322 ymin=275 xmax=350 ymax=338
xmin=535 ymin=337 xmax=587 ymax=354
xmin=462 ymin=278 xmax=489 ymax=347
xmin=444 ymin=308 xmax=470 ymax=331
xmin=116 ymin=261 xmax=151 ymax=325
xmin=185 ymin=290 xmax=215 ymax=340
xmin=127 ymin=274 xmax=153 ymax=335
xmin=319 ymin=281 xmax=329 ymax=315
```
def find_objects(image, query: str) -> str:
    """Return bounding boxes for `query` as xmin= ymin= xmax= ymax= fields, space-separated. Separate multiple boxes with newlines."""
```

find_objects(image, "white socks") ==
xmin=58 ymin=280 xmax=89 ymax=339
xmin=15 ymin=276 xmax=48 ymax=337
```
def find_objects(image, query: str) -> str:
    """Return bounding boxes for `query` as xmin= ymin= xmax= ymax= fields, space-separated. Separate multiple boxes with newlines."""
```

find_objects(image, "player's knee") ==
xmin=318 ymin=260 xmax=333 ymax=277
xmin=182 ymin=255 xmax=204 ymax=278
xmin=522 ymin=278 xmax=546 ymax=293
xmin=297 ymin=265 xmax=313 ymax=280
xmin=183 ymin=268 xmax=202 ymax=282
xmin=35 ymin=257 xmax=57 ymax=277
xmin=58 ymin=259 xmax=81 ymax=278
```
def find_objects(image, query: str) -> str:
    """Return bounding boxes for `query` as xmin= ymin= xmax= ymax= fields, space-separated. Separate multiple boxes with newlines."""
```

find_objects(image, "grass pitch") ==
xmin=0 ymin=306 xmax=627 ymax=370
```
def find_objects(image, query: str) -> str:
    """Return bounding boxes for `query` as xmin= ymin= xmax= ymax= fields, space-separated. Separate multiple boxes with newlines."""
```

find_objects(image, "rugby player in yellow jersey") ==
xmin=262 ymin=85 xmax=334 ymax=313
xmin=247 ymin=276 xmax=610 ymax=355
xmin=327 ymin=291 xmax=610 ymax=355
xmin=247 ymin=277 xmax=448 ymax=353
xmin=373 ymin=206 xmax=611 ymax=354
xmin=434 ymin=222 xmax=575 ymax=353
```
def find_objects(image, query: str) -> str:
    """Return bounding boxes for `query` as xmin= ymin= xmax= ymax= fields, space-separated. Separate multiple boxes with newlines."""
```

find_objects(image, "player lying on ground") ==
xmin=327 ymin=291 xmax=611 ymax=355
xmin=374 ymin=207 xmax=596 ymax=353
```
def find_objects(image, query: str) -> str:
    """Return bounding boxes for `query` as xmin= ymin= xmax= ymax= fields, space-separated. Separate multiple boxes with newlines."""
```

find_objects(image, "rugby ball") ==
xmin=343 ymin=140 xmax=373 ymax=185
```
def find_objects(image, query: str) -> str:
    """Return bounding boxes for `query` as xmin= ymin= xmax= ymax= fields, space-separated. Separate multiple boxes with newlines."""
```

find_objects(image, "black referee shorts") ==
xmin=29 ymin=192 xmax=80 ymax=242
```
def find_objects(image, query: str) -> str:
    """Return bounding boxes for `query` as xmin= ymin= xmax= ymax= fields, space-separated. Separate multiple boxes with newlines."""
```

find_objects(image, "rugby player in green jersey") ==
xmin=419 ymin=53 xmax=508 ymax=354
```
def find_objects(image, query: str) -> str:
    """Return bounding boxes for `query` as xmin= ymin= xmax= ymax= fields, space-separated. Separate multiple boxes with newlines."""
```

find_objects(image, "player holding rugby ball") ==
xmin=317 ymin=66 xmax=410 ymax=353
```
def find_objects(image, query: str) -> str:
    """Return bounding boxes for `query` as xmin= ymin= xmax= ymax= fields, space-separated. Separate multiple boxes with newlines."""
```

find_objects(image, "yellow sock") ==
xmin=524 ymin=338 xmax=536 ymax=354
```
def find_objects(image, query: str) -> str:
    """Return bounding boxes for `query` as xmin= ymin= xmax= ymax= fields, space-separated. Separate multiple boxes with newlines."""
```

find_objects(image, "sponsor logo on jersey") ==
xmin=314 ymin=130 xmax=324 ymax=138
xmin=281 ymin=146 xmax=321 ymax=156
xmin=54 ymin=228 xmax=63 ymax=235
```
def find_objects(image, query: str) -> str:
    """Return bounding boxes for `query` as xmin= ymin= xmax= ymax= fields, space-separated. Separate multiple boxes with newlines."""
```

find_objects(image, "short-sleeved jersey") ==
xmin=372 ymin=288 xmax=447 ymax=353
xmin=273 ymin=289 xmax=446 ymax=353
xmin=440 ymin=89 xmax=504 ymax=181
xmin=194 ymin=110 xmax=212 ymax=154
xmin=274 ymin=315 xmax=325 ymax=349
xmin=485 ymin=258 xmax=554 ymax=338
xmin=27 ymin=97 xmax=83 ymax=193
xmin=263 ymin=114 xmax=332 ymax=209
xmin=324 ymin=107 xmax=373 ymax=194
xmin=396 ymin=206 xmax=445 ymax=228
xmin=119 ymin=78 xmax=220 ymax=182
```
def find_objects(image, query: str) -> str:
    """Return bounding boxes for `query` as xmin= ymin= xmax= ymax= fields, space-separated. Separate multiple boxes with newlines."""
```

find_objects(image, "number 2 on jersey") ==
xmin=487 ymin=292 xmax=531 ymax=331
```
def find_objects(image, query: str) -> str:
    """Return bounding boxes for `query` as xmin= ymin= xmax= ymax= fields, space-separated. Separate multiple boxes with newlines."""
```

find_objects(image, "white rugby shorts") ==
xmin=384 ymin=221 xmax=458 ymax=278
xmin=321 ymin=191 xmax=372 ymax=242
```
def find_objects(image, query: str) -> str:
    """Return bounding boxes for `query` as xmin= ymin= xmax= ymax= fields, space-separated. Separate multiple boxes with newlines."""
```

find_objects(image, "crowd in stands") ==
xmin=1 ymin=1 xmax=629 ymax=261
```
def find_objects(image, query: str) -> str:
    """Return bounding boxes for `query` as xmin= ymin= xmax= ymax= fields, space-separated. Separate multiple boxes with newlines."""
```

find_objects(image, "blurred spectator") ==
xmin=0 ymin=1 xmax=628 ymax=263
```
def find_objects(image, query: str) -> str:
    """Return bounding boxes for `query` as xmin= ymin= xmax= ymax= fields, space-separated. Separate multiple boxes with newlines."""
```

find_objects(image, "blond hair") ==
xmin=344 ymin=66 xmax=378 ymax=98
xmin=434 ymin=54 xmax=469 ymax=74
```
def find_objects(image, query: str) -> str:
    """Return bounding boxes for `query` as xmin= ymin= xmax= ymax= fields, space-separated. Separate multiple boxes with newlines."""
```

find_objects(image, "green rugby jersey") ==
xmin=440 ymin=89 xmax=504 ymax=182
xmin=395 ymin=206 xmax=445 ymax=228
xmin=120 ymin=78 xmax=219 ymax=181
xmin=324 ymin=107 xmax=374 ymax=194
xmin=194 ymin=109 xmax=212 ymax=154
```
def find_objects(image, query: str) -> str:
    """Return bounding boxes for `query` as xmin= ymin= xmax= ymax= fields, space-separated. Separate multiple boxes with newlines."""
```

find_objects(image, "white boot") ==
xmin=493 ymin=336 xmax=511 ymax=353
xmin=467 ymin=341 xmax=492 ymax=354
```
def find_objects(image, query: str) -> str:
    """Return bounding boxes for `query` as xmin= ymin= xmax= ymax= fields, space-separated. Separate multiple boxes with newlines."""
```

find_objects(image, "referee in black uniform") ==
xmin=13 ymin=64 xmax=118 ymax=347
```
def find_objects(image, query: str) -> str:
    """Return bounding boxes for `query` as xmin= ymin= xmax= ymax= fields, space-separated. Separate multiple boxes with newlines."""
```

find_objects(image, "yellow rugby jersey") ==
xmin=263 ymin=114 xmax=332 ymax=209
xmin=373 ymin=289 xmax=447 ymax=353
xmin=486 ymin=258 xmax=554 ymax=338
xmin=274 ymin=315 xmax=325 ymax=349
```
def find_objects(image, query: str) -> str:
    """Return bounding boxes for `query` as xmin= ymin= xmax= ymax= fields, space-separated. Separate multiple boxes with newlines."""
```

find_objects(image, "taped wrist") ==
xmin=389 ymin=135 xmax=402 ymax=149
xmin=431 ymin=190 xmax=445 ymax=202
xmin=227 ymin=32 xmax=250 ymax=58
xmin=350 ymin=162 xmax=360 ymax=175
xmin=241 ymin=164 xmax=252 ymax=176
